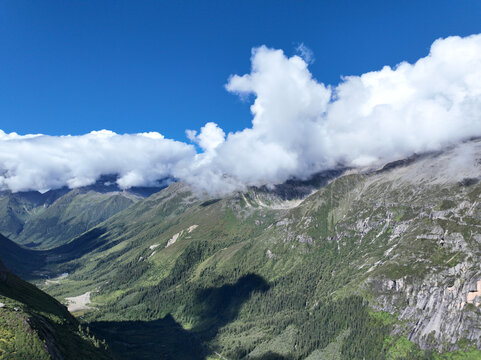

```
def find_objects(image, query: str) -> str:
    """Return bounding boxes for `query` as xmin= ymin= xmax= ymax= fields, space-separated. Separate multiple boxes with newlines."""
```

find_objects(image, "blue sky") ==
xmin=1 ymin=0 xmax=481 ymax=140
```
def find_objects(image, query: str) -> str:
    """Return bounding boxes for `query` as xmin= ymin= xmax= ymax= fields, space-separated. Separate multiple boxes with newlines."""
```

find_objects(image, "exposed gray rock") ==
xmin=369 ymin=264 xmax=481 ymax=351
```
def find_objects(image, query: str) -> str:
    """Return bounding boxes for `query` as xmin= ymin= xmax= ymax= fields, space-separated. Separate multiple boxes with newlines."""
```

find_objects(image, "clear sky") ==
xmin=1 ymin=0 xmax=481 ymax=140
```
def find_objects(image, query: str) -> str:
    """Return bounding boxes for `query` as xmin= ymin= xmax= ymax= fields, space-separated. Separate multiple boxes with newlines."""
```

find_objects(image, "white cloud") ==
xmin=295 ymin=43 xmax=314 ymax=64
xmin=186 ymin=122 xmax=225 ymax=152
xmin=0 ymin=131 xmax=195 ymax=192
xmin=185 ymin=35 xmax=481 ymax=194
xmin=1 ymin=34 xmax=481 ymax=194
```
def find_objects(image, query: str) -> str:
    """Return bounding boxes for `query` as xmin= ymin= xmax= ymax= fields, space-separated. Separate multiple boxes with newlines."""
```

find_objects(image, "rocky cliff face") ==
xmin=349 ymin=140 xmax=481 ymax=351
xmin=246 ymin=138 xmax=481 ymax=352
xmin=371 ymin=266 xmax=481 ymax=351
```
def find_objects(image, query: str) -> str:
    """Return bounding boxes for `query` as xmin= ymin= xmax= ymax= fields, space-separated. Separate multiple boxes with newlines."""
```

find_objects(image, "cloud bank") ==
xmin=0 ymin=130 xmax=194 ymax=192
xmin=2 ymin=34 xmax=481 ymax=194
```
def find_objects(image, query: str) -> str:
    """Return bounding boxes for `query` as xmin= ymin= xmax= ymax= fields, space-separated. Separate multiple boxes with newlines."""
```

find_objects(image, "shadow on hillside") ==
xmin=0 ymin=227 xmax=110 ymax=280
xmin=90 ymin=273 xmax=269 ymax=360
xmin=0 ymin=234 xmax=46 ymax=279
xmin=200 ymin=198 xmax=221 ymax=207
xmin=255 ymin=352 xmax=292 ymax=360
xmin=256 ymin=168 xmax=346 ymax=200
xmin=45 ymin=227 xmax=108 ymax=263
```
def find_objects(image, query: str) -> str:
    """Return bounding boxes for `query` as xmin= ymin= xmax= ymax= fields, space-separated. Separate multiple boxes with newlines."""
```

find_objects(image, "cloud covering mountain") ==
xmin=0 ymin=130 xmax=194 ymax=192
xmin=2 ymin=34 xmax=481 ymax=194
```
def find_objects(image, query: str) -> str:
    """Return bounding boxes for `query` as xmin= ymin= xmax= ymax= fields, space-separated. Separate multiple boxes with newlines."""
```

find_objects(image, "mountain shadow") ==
xmin=46 ymin=226 xmax=108 ymax=263
xmin=254 ymin=352 xmax=292 ymax=360
xmin=256 ymin=168 xmax=346 ymax=200
xmin=200 ymin=198 xmax=221 ymax=207
xmin=90 ymin=273 xmax=270 ymax=360
xmin=193 ymin=273 xmax=270 ymax=341
xmin=0 ymin=227 xmax=107 ymax=279
xmin=0 ymin=233 xmax=45 ymax=278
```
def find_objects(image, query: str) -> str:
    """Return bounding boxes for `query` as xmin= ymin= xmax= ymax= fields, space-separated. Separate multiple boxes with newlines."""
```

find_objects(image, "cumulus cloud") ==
xmin=184 ymin=34 xmax=481 ymax=193
xmin=1 ymin=34 xmax=481 ymax=194
xmin=0 ymin=130 xmax=195 ymax=192
xmin=186 ymin=122 xmax=225 ymax=152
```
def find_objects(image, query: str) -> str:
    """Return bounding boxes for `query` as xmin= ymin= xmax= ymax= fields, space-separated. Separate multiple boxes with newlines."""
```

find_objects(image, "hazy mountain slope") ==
xmin=0 ymin=260 xmax=111 ymax=360
xmin=0 ymin=179 xmax=164 ymax=249
xmin=15 ymin=189 xmax=135 ymax=249
xmin=0 ymin=188 xmax=69 ymax=239
xmin=19 ymin=140 xmax=481 ymax=359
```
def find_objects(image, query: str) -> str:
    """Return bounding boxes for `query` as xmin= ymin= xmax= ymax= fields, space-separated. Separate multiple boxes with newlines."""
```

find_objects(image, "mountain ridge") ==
xmin=0 ymin=176 xmax=166 ymax=249
xmin=1 ymin=140 xmax=481 ymax=359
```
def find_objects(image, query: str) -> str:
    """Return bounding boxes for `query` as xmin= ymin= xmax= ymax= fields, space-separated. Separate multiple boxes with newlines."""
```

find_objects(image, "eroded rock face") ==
xmin=335 ymin=140 xmax=481 ymax=351
xmin=363 ymin=209 xmax=481 ymax=351
xmin=369 ymin=265 xmax=481 ymax=351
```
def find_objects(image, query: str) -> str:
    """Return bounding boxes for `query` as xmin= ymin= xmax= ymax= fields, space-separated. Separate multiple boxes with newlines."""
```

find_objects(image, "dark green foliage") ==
xmin=91 ymin=316 xmax=204 ymax=360
xmin=84 ymin=235 xmax=400 ymax=360
xmin=91 ymin=274 xmax=269 ymax=360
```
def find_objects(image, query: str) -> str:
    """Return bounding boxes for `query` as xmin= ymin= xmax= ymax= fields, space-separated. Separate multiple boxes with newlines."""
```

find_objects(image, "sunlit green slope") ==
xmin=0 ymin=260 xmax=112 ymax=360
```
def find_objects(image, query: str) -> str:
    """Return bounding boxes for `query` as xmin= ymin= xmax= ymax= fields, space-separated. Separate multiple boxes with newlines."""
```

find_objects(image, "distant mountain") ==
xmin=0 ymin=187 xmax=69 ymax=240
xmin=0 ymin=259 xmax=112 ymax=359
xmin=0 ymin=176 xmax=165 ymax=249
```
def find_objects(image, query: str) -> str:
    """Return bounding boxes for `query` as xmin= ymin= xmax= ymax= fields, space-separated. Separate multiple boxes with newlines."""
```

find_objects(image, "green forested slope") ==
xmin=0 ymin=260 xmax=111 ymax=360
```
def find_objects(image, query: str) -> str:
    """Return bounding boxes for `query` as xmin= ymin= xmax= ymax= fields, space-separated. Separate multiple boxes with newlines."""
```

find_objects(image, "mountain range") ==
xmin=1 ymin=140 xmax=481 ymax=359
